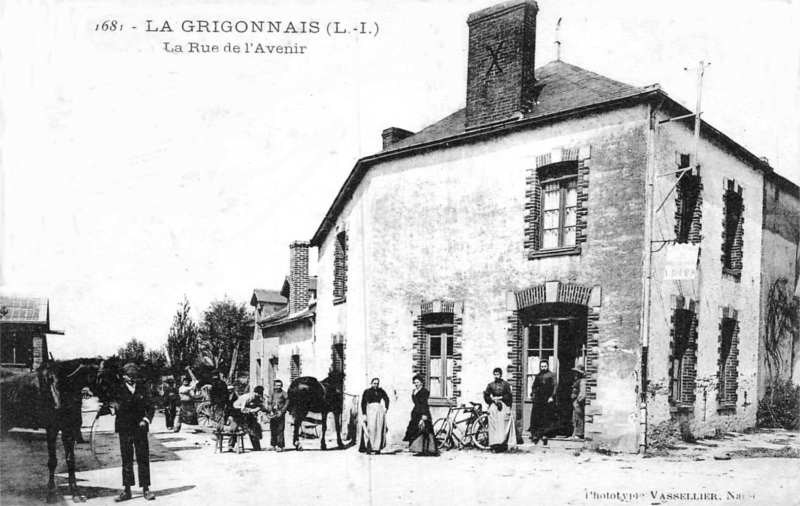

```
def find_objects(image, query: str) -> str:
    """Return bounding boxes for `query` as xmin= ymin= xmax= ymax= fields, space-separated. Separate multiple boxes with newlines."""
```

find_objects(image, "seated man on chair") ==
xmin=227 ymin=385 xmax=266 ymax=452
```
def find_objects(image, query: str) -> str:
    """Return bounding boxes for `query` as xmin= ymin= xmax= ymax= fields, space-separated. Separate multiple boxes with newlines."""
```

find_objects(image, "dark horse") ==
xmin=286 ymin=372 xmax=345 ymax=450
xmin=0 ymin=357 xmax=122 ymax=503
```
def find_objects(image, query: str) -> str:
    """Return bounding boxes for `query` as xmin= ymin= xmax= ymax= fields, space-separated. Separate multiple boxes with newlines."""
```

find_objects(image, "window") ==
xmin=671 ymin=308 xmax=697 ymax=406
xmin=331 ymin=342 xmax=345 ymax=374
xmin=674 ymin=155 xmax=702 ymax=244
xmin=722 ymin=181 xmax=744 ymax=275
xmin=333 ymin=231 xmax=347 ymax=301
xmin=718 ymin=316 xmax=739 ymax=407
xmin=527 ymin=155 xmax=587 ymax=259
xmin=539 ymin=163 xmax=578 ymax=250
xmin=424 ymin=312 xmax=454 ymax=398
xmin=525 ymin=323 xmax=557 ymax=399
xmin=290 ymin=354 xmax=301 ymax=383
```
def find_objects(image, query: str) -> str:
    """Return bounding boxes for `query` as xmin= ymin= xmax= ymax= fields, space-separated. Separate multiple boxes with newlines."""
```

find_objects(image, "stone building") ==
xmin=260 ymin=0 xmax=799 ymax=452
xmin=249 ymin=242 xmax=320 ymax=393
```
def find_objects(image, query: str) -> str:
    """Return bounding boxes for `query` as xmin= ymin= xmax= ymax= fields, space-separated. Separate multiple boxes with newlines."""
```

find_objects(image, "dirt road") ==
xmin=2 ymin=410 xmax=799 ymax=506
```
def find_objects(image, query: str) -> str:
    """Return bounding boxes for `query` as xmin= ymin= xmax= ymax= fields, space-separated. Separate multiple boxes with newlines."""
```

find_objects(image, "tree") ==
xmin=165 ymin=296 xmax=200 ymax=379
xmin=117 ymin=338 xmax=147 ymax=363
xmin=765 ymin=278 xmax=800 ymax=383
xmin=116 ymin=338 xmax=168 ymax=387
xmin=197 ymin=297 xmax=251 ymax=380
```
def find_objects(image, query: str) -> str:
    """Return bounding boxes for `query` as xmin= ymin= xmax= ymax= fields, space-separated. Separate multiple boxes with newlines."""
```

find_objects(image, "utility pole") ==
xmin=555 ymin=18 xmax=562 ymax=61
xmin=640 ymin=61 xmax=709 ymax=453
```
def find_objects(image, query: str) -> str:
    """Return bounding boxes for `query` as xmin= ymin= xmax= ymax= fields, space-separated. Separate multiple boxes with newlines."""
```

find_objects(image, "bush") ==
xmin=647 ymin=420 xmax=680 ymax=454
xmin=757 ymin=379 xmax=800 ymax=430
xmin=646 ymin=417 xmax=695 ymax=456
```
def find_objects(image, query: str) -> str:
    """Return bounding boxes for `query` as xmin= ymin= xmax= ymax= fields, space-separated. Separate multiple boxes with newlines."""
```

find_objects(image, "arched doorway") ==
xmin=508 ymin=282 xmax=600 ymax=439
xmin=519 ymin=302 xmax=587 ymax=435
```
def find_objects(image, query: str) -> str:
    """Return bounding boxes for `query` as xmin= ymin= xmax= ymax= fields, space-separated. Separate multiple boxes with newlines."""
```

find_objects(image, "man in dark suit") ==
xmin=114 ymin=363 xmax=156 ymax=502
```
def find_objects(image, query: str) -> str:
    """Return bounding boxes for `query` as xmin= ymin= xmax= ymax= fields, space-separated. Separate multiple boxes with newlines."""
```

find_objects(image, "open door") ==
xmin=521 ymin=303 xmax=587 ymax=437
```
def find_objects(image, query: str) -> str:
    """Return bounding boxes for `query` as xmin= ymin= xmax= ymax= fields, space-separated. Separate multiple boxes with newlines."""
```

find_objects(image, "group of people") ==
xmin=356 ymin=375 xmax=438 ymax=457
xmin=528 ymin=360 xmax=587 ymax=445
xmin=108 ymin=364 xmax=291 ymax=501
xmin=159 ymin=368 xmax=289 ymax=452
xmin=105 ymin=362 xmax=586 ymax=501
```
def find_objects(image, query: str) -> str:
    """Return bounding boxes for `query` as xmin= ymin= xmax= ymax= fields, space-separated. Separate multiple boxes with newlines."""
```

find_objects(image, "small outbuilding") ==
xmin=0 ymin=296 xmax=64 ymax=371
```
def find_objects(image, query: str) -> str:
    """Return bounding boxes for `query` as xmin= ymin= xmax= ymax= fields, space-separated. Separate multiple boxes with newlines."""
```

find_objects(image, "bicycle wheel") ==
xmin=471 ymin=413 xmax=490 ymax=450
xmin=432 ymin=418 xmax=453 ymax=451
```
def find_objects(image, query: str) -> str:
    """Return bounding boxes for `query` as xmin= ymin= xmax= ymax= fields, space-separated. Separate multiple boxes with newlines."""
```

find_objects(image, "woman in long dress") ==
xmin=359 ymin=378 xmax=390 ymax=454
xmin=483 ymin=367 xmax=517 ymax=453
xmin=403 ymin=375 xmax=438 ymax=456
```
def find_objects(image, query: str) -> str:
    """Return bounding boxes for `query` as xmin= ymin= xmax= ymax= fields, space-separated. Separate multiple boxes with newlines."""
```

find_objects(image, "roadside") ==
xmin=2 ymin=406 xmax=799 ymax=506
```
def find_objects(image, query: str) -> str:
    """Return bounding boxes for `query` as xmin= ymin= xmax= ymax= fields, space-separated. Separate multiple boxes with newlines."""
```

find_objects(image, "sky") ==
xmin=1 ymin=0 xmax=798 ymax=359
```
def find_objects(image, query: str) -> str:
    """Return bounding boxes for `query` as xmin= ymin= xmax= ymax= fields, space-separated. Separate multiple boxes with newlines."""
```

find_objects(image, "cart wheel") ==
xmin=433 ymin=418 xmax=453 ymax=451
xmin=196 ymin=402 xmax=214 ymax=427
xmin=471 ymin=414 xmax=490 ymax=450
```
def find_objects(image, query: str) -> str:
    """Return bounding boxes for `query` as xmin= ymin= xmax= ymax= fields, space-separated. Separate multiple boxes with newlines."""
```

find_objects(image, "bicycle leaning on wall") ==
xmin=432 ymin=401 xmax=489 ymax=451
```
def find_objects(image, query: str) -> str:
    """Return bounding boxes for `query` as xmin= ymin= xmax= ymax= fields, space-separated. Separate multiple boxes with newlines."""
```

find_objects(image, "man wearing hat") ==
xmin=115 ymin=363 xmax=156 ymax=502
xmin=228 ymin=385 xmax=266 ymax=451
xmin=570 ymin=364 xmax=587 ymax=440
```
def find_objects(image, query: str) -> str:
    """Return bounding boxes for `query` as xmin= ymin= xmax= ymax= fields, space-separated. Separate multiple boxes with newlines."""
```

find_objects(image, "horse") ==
xmin=0 ymin=364 xmax=61 ymax=433
xmin=0 ymin=358 xmax=122 ymax=503
xmin=286 ymin=372 xmax=345 ymax=451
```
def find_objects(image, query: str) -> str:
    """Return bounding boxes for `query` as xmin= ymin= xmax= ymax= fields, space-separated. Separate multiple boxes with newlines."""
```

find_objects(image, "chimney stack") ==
xmin=289 ymin=241 xmax=310 ymax=314
xmin=466 ymin=0 xmax=538 ymax=129
xmin=382 ymin=127 xmax=414 ymax=149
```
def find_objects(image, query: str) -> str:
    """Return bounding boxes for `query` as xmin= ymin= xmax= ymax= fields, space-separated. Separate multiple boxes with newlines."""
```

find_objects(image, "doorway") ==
xmin=520 ymin=303 xmax=587 ymax=437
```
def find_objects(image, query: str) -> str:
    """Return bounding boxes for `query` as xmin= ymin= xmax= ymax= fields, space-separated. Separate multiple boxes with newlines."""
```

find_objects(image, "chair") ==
xmin=214 ymin=426 xmax=247 ymax=454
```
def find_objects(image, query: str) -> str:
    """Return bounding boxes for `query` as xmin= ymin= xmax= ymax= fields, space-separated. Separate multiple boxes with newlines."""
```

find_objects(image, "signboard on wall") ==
xmin=664 ymin=244 xmax=700 ymax=280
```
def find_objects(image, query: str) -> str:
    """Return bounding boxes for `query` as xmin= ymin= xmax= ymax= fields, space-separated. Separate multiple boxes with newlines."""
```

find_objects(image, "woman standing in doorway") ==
xmin=529 ymin=359 xmax=556 ymax=445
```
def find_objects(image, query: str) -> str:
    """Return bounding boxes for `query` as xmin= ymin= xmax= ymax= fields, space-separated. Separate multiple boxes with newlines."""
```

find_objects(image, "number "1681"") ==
xmin=95 ymin=21 xmax=122 ymax=31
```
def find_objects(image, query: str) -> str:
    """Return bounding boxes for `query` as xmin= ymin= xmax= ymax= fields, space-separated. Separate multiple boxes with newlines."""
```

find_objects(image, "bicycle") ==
xmin=432 ymin=401 xmax=490 ymax=451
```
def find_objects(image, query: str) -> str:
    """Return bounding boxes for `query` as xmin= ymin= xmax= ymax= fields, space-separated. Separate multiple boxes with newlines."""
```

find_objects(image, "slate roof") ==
xmin=0 ymin=297 xmax=49 ymax=325
xmin=259 ymin=306 xmax=315 ymax=329
xmin=280 ymin=276 xmax=318 ymax=299
xmin=385 ymin=61 xmax=645 ymax=152
xmin=311 ymin=59 xmax=778 ymax=247
xmin=251 ymin=289 xmax=287 ymax=306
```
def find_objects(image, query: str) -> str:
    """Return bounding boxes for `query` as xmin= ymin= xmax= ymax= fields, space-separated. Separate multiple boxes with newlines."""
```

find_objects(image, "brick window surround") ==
xmin=333 ymin=230 xmax=348 ymax=303
xmin=674 ymin=153 xmax=703 ymax=244
xmin=526 ymin=146 xmax=590 ymax=259
xmin=411 ymin=301 xmax=464 ymax=404
xmin=669 ymin=296 xmax=699 ymax=409
xmin=717 ymin=307 xmax=740 ymax=409
xmin=721 ymin=179 xmax=744 ymax=279
xmin=507 ymin=282 xmax=602 ymax=439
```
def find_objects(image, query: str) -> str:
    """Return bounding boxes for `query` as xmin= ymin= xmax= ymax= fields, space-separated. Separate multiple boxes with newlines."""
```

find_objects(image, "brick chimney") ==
xmin=382 ymin=127 xmax=414 ymax=149
xmin=289 ymin=241 xmax=310 ymax=314
xmin=466 ymin=0 xmax=538 ymax=129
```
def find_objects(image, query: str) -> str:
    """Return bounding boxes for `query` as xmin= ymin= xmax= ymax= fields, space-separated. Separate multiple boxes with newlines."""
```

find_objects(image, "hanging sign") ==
xmin=664 ymin=244 xmax=699 ymax=280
